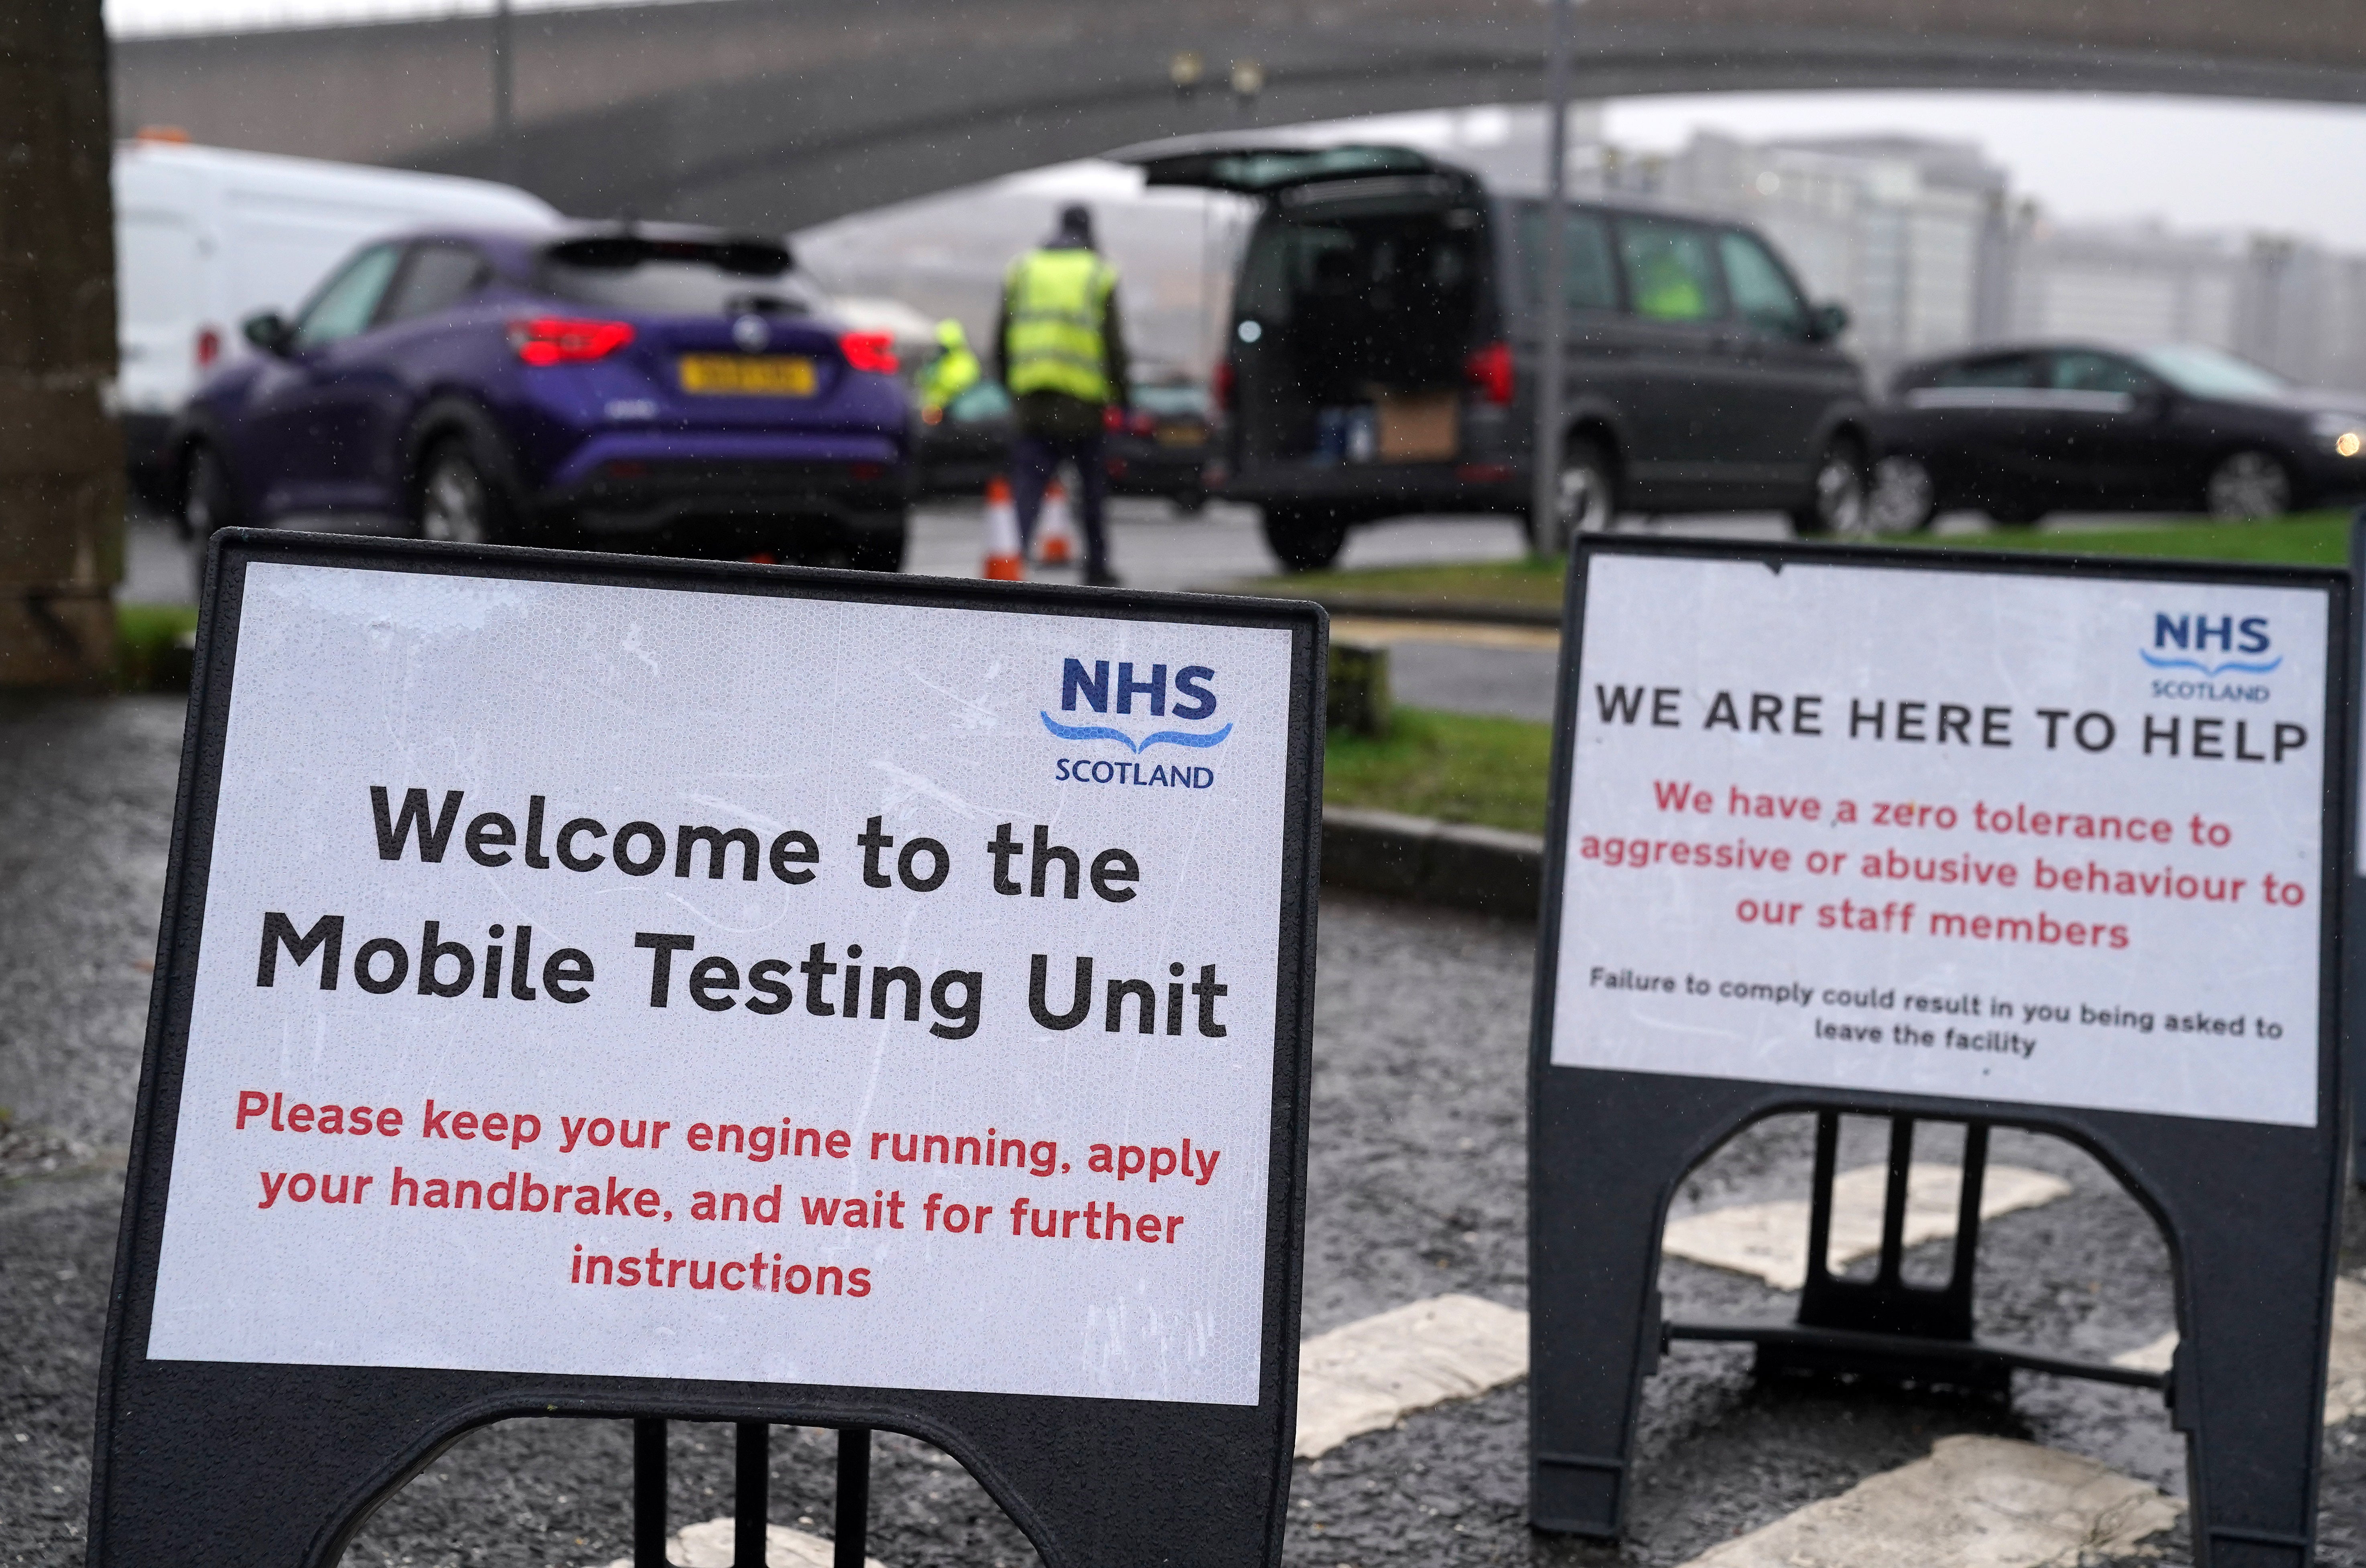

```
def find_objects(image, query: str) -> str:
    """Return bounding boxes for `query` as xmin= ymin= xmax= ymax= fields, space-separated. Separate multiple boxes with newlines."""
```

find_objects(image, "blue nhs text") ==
xmin=2154 ymin=614 xmax=2269 ymax=654
xmin=1062 ymin=658 xmax=1217 ymax=720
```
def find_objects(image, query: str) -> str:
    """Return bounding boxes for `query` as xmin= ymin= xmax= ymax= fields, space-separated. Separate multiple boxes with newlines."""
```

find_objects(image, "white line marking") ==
xmin=600 ymin=1516 xmax=885 ymax=1568
xmin=2112 ymin=1275 xmax=2366 ymax=1425
xmin=1662 ymin=1163 xmax=2074 ymax=1291
xmin=1294 ymin=1294 xmax=1528 ymax=1459
xmin=2110 ymin=1329 xmax=2177 ymax=1375
xmin=1675 ymin=1435 xmax=2180 ymax=1568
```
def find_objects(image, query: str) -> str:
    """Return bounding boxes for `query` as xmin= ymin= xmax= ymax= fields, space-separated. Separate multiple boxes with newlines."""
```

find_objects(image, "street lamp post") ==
xmin=492 ymin=0 xmax=515 ymax=183
xmin=1531 ymin=0 xmax=1577 ymax=553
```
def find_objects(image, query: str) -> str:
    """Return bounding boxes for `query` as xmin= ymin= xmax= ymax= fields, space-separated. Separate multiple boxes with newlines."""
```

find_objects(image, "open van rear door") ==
xmin=1107 ymin=138 xmax=1444 ymax=195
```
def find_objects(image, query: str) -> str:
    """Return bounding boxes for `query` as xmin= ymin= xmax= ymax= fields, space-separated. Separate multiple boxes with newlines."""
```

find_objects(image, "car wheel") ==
xmin=1530 ymin=436 xmax=1617 ymax=556
xmin=1865 ymin=455 xmax=1938 ymax=535
xmin=2206 ymin=449 xmax=2292 ymax=520
xmin=1261 ymin=506 xmax=1349 ymax=573
xmin=843 ymin=512 xmax=909 ymax=573
xmin=1986 ymin=499 xmax=2046 ymax=528
xmin=1790 ymin=438 xmax=1870 ymax=537
xmin=181 ymin=441 xmax=241 ymax=599
xmin=415 ymin=440 xmax=508 ymax=545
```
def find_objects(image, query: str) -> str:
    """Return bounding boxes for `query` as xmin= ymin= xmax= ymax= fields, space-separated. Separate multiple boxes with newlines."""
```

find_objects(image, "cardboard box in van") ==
xmin=1376 ymin=391 xmax=1458 ymax=463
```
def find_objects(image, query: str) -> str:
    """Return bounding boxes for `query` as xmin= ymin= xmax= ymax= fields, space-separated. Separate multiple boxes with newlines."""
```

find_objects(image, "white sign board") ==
xmin=1552 ymin=552 xmax=2329 ymax=1127
xmin=147 ymin=562 xmax=1299 ymax=1405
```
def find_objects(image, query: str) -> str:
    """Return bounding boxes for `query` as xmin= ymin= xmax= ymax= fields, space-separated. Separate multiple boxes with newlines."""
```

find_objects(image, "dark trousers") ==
xmin=1011 ymin=429 xmax=1110 ymax=579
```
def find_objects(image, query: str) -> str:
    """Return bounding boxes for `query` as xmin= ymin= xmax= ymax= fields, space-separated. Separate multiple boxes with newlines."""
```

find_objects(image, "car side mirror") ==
xmin=1805 ymin=302 xmax=1849 ymax=343
xmin=242 ymin=311 xmax=293 ymax=356
xmin=2134 ymin=385 xmax=2174 ymax=418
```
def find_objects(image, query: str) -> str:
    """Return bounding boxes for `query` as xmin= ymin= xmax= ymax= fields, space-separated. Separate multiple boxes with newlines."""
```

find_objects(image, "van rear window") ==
xmin=1235 ymin=209 xmax=1481 ymax=393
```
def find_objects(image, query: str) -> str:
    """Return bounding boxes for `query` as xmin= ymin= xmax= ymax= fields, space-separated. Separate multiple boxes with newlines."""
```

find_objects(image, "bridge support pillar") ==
xmin=2 ymin=0 xmax=124 ymax=689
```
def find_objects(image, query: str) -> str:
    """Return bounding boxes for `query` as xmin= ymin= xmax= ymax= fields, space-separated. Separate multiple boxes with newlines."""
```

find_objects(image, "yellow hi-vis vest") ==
xmin=1004 ymin=248 xmax=1117 ymax=403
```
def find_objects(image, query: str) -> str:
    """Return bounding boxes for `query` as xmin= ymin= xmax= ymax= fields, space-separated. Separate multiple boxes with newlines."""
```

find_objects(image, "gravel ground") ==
xmin=3 ymin=694 xmax=2360 ymax=1568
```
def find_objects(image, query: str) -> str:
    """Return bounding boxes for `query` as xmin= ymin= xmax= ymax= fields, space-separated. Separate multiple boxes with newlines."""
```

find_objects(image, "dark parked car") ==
xmin=916 ymin=375 xmax=1212 ymax=512
xmin=1868 ymin=341 xmax=2366 ymax=530
xmin=916 ymin=379 xmax=1015 ymax=499
xmin=1113 ymin=140 xmax=1870 ymax=569
xmin=172 ymin=223 xmax=912 ymax=571
xmin=1106 ymin=375 xmax=1212 ymax=512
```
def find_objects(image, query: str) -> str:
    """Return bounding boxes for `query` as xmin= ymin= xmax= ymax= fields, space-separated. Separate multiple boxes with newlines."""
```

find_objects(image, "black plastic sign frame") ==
xmin=2349 ymin=506 xmax=2366 ymax=1187
xmin=90 ymin=530 xmax=1326 ymax=1568
xmin=1528 ymin=536 xmax=2349 ymax=1568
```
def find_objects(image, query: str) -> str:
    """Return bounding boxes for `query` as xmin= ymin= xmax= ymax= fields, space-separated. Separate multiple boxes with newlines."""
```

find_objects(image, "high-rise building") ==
xmin=1999 ymin=219 xmax=2366 ymax=391
xmin=1639 ymin=126 xmax=2366 ymax=392
xmin=1637 ymin=131 xmax=2011 ymax=379
xmin=2002 ymin=217 xmax=2244 ymax=351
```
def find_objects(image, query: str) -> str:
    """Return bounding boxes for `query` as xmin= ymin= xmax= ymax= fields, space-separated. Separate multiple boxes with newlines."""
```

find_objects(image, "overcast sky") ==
xmin=102 ymin=0 xmax=2366 ymax=251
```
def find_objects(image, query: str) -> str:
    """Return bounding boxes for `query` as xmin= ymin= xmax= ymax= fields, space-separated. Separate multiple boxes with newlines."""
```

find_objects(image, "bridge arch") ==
xmin=113 ymin=0 xmax=2366 ymax=230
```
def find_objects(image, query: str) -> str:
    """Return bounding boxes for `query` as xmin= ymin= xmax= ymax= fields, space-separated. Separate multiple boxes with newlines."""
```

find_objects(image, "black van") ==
xmin=1116 ymin=141 xmax=1872 ymax=569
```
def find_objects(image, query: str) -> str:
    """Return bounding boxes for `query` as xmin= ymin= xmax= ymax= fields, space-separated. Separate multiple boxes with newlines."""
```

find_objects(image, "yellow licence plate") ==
xmin=678 ymin=355 xmax=816 ymax=396
xmin=1155 ymin=423 xmax=1205 ymax=447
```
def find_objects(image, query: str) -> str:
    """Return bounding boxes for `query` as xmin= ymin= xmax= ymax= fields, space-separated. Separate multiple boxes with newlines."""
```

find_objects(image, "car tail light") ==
xmin=194 ymin=325 xmax=222 ymax=370
xmin=1464 ymin=341 xmax=1513 ymax=405
xmin=849 ymin=461 xmax=886 ymax=481
xmin=841 ymin=331 xmax=898 ymax=374
xmin=1212 ymin=360 xmax=1234 ymax=412
xmin=510 ymin=317 xmax=634 ymax=365
xmin=1103 ymin=404 xmax=1126 ymax=433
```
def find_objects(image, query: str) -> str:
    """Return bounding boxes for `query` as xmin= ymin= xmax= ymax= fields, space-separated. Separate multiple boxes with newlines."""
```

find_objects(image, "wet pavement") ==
xmin=5 ymin=686 xmax=2361 ymax=1568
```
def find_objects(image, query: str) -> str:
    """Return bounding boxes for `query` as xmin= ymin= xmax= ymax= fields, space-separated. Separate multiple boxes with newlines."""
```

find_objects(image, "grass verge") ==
xmin=1254 ymin=556 xmax=1568 ymax=611
xmin=1257 ymin=512 xmax=2358 ymax=607
xmin=1904 ymin=513 xmax=2350 ymax=566
xmin=1324 ymin=706 xmax=1553 ymax=836
xmin=116 ymin=603 xmax=199 ymax=693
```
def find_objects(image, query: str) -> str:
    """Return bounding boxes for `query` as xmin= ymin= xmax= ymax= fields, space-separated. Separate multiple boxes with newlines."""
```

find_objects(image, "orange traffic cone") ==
xmin=1036 ymin=477 xmax=1077 ymax=566
xmin=981 ymin=476 xmax=1024 ymax=580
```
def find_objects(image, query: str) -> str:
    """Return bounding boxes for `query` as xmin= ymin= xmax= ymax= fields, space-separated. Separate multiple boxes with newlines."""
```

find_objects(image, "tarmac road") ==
xmin=3 ymin=694 xmax=2361 ymax=1568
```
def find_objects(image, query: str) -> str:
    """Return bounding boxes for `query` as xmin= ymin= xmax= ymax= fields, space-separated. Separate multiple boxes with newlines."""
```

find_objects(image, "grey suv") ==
xmin=1118 ymin=141 xmax=1871 ymax=569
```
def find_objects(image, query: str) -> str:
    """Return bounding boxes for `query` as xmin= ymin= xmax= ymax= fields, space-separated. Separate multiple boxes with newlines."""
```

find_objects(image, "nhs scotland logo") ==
xmin=1041 ymin=658 xmax=1231 ymax=752
xmin=2140 ymin=613 xmax=2281 ymax=678
xmin=1042 ymin=658 xmax=1230 ymax=791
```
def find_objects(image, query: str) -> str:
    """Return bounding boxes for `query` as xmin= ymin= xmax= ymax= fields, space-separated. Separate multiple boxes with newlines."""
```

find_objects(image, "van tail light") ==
xmin=1212 ymin=359 xmax=1235 ymax=412
xmin=194 ymin=325 xmax=222 ymax=370
xmin=510 ymin=317 xmax=635 ymax=365
xmin=840 ymin=331 xmax=898 ymax=374
xmin=1464 ymin=341 xmax=1513 ymax=405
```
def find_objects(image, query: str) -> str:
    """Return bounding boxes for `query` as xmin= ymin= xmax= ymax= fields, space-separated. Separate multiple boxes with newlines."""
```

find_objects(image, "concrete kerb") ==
xmin=1321 ymin=806 xmax=1544 ymax=919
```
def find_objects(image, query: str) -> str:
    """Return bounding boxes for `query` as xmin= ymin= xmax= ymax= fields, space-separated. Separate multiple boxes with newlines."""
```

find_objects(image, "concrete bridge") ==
xmin=112 ymin=0 xmax=2366 ymax=234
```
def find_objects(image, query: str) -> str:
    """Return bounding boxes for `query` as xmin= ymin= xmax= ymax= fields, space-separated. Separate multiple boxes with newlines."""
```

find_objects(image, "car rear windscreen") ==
xmin=1134 ymin=383 xmax=1208 ymax=416
xmin=537 ymin=236 xmax=816 ymax=317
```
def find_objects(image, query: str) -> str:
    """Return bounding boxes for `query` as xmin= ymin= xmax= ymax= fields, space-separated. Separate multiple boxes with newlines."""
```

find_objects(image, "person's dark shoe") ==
xmin=1085 ymin=568 xmax=1123 ymax=587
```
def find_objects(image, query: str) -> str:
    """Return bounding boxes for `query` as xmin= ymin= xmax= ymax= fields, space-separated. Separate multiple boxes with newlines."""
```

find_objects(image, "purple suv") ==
xmin=172 ymin=223 xmax=912 ymax=571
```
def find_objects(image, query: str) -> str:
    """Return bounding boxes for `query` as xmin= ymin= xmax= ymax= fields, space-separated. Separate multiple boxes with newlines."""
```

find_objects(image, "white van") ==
xmin=114 ymin=136 xmax=559 ymax=489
